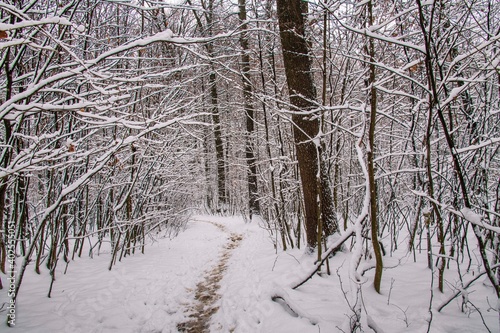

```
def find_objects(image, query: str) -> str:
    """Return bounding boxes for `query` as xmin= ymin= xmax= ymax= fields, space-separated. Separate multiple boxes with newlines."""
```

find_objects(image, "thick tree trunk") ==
xmin=276 ymin=0 xmax=336 ymax=248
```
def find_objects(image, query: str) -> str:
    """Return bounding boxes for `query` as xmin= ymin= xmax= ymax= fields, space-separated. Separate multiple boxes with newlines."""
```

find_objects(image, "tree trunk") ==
xmin=416 ymin=0 xmax=499 ymax=298
xmin=276 ymin=0 xmax=336 ymax=248
xmin=238 ymin=0 xmax=259 ymax=219
xmin=366 ymin=0 xmax=383 ymax=294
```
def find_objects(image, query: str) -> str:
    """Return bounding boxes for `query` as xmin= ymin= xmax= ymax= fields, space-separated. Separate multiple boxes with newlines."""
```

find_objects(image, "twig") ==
xmin=437 ymin=265 xmax=500 ymax=312
xmin=387 ymin=278 xmax=395 ymax=305
xmin=292 ymin=226 xmax=354 ymax=290
xmin=466 ymin=300 xmax=492 ymax=333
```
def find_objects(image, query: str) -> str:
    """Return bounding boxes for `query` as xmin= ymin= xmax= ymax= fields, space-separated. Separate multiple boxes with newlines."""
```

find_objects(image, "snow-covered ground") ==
xmin=1 ymin=215 xmax=497 ymax=332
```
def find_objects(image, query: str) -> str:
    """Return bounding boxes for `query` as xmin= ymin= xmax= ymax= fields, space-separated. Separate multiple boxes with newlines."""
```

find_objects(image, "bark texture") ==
xmin=238 ymin=0 xmax=259 ymax=218
xmin=276 ymin=0 xmax=336 ymax=247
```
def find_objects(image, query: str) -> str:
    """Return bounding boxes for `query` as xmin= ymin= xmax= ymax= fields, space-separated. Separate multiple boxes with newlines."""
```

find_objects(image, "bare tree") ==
xmin=238 ymin=0 xmax=259 ymax=219
xmin=276 ymin=0 xmax=337 ymax=248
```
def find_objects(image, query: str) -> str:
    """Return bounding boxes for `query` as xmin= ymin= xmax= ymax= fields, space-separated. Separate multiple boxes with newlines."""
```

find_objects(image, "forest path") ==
xmin=10 ymin=216 xmax=232 ymax=333
xmin=177 ymin=219 xmax=244 ymax=333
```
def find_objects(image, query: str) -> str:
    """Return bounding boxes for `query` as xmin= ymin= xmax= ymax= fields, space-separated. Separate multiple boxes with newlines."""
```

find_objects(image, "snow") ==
xmin=457 ymin=208 xmax=500 ymax=234
xmin=0 ymin=17 xmax=73 ymax=31
xmin=0 ymin=29 xmax=180 ymax=121
xmin=460 ymin=207 xmax=483 ymax=225
xmin=164 ymin=29 xmax=174 ymax=39
xmin=1 ymin=215 xmax=497 ymax=332
xmin=6 ymin=219 xmax=228 ymax=333
xmin=455 ymin=137 xmax=500 ymax=154
xmin=0 ymin=39 xmax=27 ymax=50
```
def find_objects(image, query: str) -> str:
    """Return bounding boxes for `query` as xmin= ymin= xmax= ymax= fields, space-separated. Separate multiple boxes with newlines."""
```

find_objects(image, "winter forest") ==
xmin=0 ymin=0 xmax=499 ymax=332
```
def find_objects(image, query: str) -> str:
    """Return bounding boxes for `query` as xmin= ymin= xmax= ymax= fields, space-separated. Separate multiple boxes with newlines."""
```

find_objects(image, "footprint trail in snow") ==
xmin=177 ymin=220 xmax=243 ymax=333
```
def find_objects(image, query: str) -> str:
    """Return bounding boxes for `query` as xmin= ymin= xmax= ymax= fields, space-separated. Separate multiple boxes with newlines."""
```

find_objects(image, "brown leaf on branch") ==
xmin=409 ymin=64 xmax=419 ymax=73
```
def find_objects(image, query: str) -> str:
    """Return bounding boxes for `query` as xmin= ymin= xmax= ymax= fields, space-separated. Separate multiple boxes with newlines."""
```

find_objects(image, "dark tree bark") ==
xmin=209 ymin=69 xmax=227 ymax=208
xmin=416 ymin=0 xmax=499 ymax=298
xmin=205 ymin=0 xmax=226 ymax=209
xmin=0 ymin=65 xmax=12 ymax=275
xmin=238 ymin=0 xmax=259 ymax=218
xmin=187 ymin=0 xmax=227 ymax=209
xmin=366 ymin=0 xmax=383 ymax=293
xmin=276 ymin=0 xmax=336 ymax=248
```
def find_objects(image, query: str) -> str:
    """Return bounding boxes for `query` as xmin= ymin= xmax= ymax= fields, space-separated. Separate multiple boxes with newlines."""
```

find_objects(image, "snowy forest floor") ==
xmin=1 ymin=215 xmax=498 ymax=332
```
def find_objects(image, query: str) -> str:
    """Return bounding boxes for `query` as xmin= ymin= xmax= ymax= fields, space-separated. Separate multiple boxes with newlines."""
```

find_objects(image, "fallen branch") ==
xmin=271 ymin=290 xmax=318 ymax=325
xmin=292 ymin=226 xmax=354 ymax=290
xmin=438 ymin=263 xmax=500 ymax=312
xmin=271 ymin=296 xmax=299 ymax=318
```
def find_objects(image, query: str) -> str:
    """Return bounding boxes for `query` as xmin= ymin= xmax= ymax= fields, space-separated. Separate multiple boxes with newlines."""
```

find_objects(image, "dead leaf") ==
xmin=409 ymin=64 xmax=419 ymax=73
